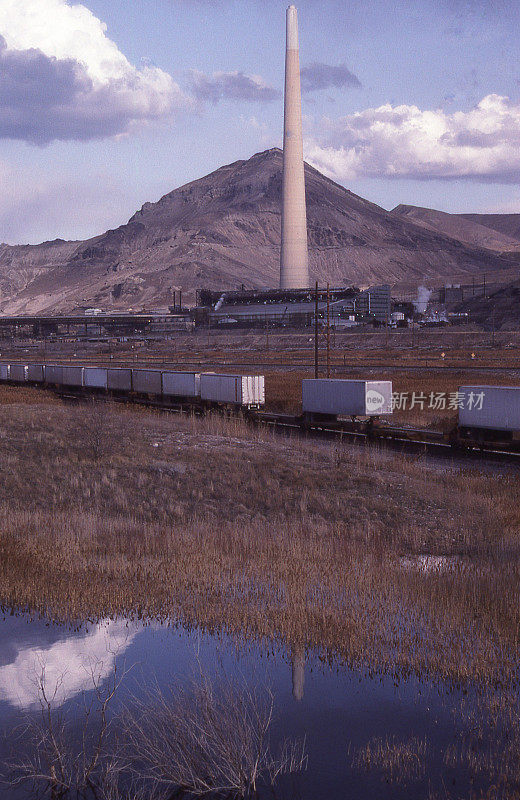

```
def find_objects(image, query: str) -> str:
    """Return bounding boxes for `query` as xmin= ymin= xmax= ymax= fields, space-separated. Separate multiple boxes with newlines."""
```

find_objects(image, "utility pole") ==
xmin=314 ymin=281 xmax=319 ymax=379
xmin=326 ymin=282 xmax=331 ymax=378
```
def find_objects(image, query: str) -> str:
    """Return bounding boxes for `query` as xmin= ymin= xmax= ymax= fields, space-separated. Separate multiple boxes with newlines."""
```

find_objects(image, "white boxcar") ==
xmin=27 ymin=365 xmax=44 ymax=383
xmin=107 ymin=369 xmax=133 ymax=392
xmin=84 ymin=367 xmax=108 ymax=390
xmin=0 ymin=364 xmax=9 ymax=381
xmin=459 ymin=385 xmax=520 ymax=432
xmin=62 ymin=366 xmax=84 ymax=387
xmin=44 ymin=365 xmax=64 ymax=384
xmin=200 ymin=373 xmax=265 ymax=407
xmin=162 ymin=371 xmax=201 ymax=398
xmin=132 ymin=369 xmax=162 ymax=395
xmin=302 ymin=379 xmax=393 ymax=417
xmin=9 ymin=364 xmax=27 ymax=383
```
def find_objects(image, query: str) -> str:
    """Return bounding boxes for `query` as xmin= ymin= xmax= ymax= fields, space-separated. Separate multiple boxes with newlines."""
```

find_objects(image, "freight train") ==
xmin=1 ymin=363 xmax=519 ymax=455
xmin=0 ymin=364 xmax=265 ymax=410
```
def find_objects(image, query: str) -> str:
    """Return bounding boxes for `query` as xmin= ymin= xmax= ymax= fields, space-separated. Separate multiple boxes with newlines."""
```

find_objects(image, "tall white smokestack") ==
xmin=280 ymin=5 xmax=309 ymax=290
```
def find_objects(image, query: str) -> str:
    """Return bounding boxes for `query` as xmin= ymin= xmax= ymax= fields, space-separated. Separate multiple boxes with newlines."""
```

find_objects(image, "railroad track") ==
xmin=4 ymin=357 xmax=520 ymax=374
xmin=257 ymin=412 xmax=520 ymax=465
xmin=57 ymin=388 xmax=520 ymax=467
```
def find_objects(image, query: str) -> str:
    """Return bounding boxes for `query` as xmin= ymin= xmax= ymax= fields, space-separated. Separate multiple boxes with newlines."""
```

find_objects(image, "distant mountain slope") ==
xmin=458 ymin=213 xmax=520 ymax=242
xmin=0 ymin=239 xmax=81 ymax=312
xmin=391 ymin=205 xmax=520 ymax=252
xmin=0 ymin=149 xmax=519 ymax=314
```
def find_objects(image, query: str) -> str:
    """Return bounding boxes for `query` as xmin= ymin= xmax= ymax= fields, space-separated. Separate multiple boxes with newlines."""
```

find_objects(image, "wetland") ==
xmin=0 ymin=385 xmax=519 ymax=798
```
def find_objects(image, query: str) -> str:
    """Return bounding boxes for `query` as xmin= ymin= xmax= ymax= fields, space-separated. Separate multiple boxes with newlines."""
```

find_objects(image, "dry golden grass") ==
xmin=0 ymin=401 xmax=519 ymax=691
xmin=352 ymin=736 xmax=428 ymax=783
xmin=0 ymin=385 xmax=62 ymax=405
xmin=9 ymin=327 xmax=515 ymax=372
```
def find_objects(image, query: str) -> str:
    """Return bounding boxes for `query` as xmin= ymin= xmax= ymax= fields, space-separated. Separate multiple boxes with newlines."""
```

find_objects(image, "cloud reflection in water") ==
xmin=0 ymin=620 xmax=136 ymax=710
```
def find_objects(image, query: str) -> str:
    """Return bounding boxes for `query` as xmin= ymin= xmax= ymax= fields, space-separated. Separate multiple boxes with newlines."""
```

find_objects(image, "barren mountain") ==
xmin=391 ymin=204 xmax=520 ymax=252
xmin=458 ymin=213 xmax=520 ymax=242
xmin=0 ymin=149 xmax=519 ymax=314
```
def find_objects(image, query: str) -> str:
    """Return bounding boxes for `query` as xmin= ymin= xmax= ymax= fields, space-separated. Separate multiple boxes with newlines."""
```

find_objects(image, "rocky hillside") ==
xmin=391 ymin=204 xmax=520 ymax=252
xmin=458 ymin=213 xmax=520 ymax=242
xmin=453 ymin=279 xmax=520 ymax=330
xmin=0 ymin=149 xmax=518 ymax=313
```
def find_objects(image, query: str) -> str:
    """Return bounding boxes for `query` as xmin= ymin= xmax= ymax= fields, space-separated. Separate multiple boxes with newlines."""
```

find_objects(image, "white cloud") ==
xmin=0 ymin=0 xmax=191 ymax=143
xmin=305 ymin=94 xmax=520 ymax=183
xmin=0 ymin=0 xmax=130 ymax=84
xmin=0 ymin=620 xmax=136 ymax=710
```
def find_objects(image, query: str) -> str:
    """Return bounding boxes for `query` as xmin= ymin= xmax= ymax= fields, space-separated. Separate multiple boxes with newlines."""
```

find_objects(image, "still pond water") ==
xmin=0 ymin=613 xmax=493 ymax=799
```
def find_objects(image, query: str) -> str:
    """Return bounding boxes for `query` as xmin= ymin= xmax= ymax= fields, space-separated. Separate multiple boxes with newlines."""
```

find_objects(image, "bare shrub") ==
xmin=3 ymin=664 xmax=305 ymax=800
xmin=68 ymin=399 xmax=113 ymax=463
xmin=123 ymin=672 xmax=307 ymax=798
xmin=4 ymin=663 xmax=129 ymax=800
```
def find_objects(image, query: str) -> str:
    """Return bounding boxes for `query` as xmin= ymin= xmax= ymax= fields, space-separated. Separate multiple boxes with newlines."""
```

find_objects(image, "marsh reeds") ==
xmin=0 ymin=400 xmax=518 ymax=690
xmin=352 ymin=735 xmax=428 ymax=783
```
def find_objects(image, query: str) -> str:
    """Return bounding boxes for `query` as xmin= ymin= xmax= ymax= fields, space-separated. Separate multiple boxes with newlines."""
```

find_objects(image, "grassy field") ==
xmin=3 ymin=326 xmax=520 ymax=369
xmin=0 ymin=391 xmax=518 ymax=687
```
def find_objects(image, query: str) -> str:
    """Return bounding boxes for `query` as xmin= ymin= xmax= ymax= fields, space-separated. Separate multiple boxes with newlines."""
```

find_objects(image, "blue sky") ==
xmin=2 ymin=0 xmax=520 ymax=244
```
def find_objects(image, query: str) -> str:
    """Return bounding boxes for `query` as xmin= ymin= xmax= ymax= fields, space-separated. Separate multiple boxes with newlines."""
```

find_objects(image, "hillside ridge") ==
xmin=0 ymin=150 xmax=518 ymax=314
